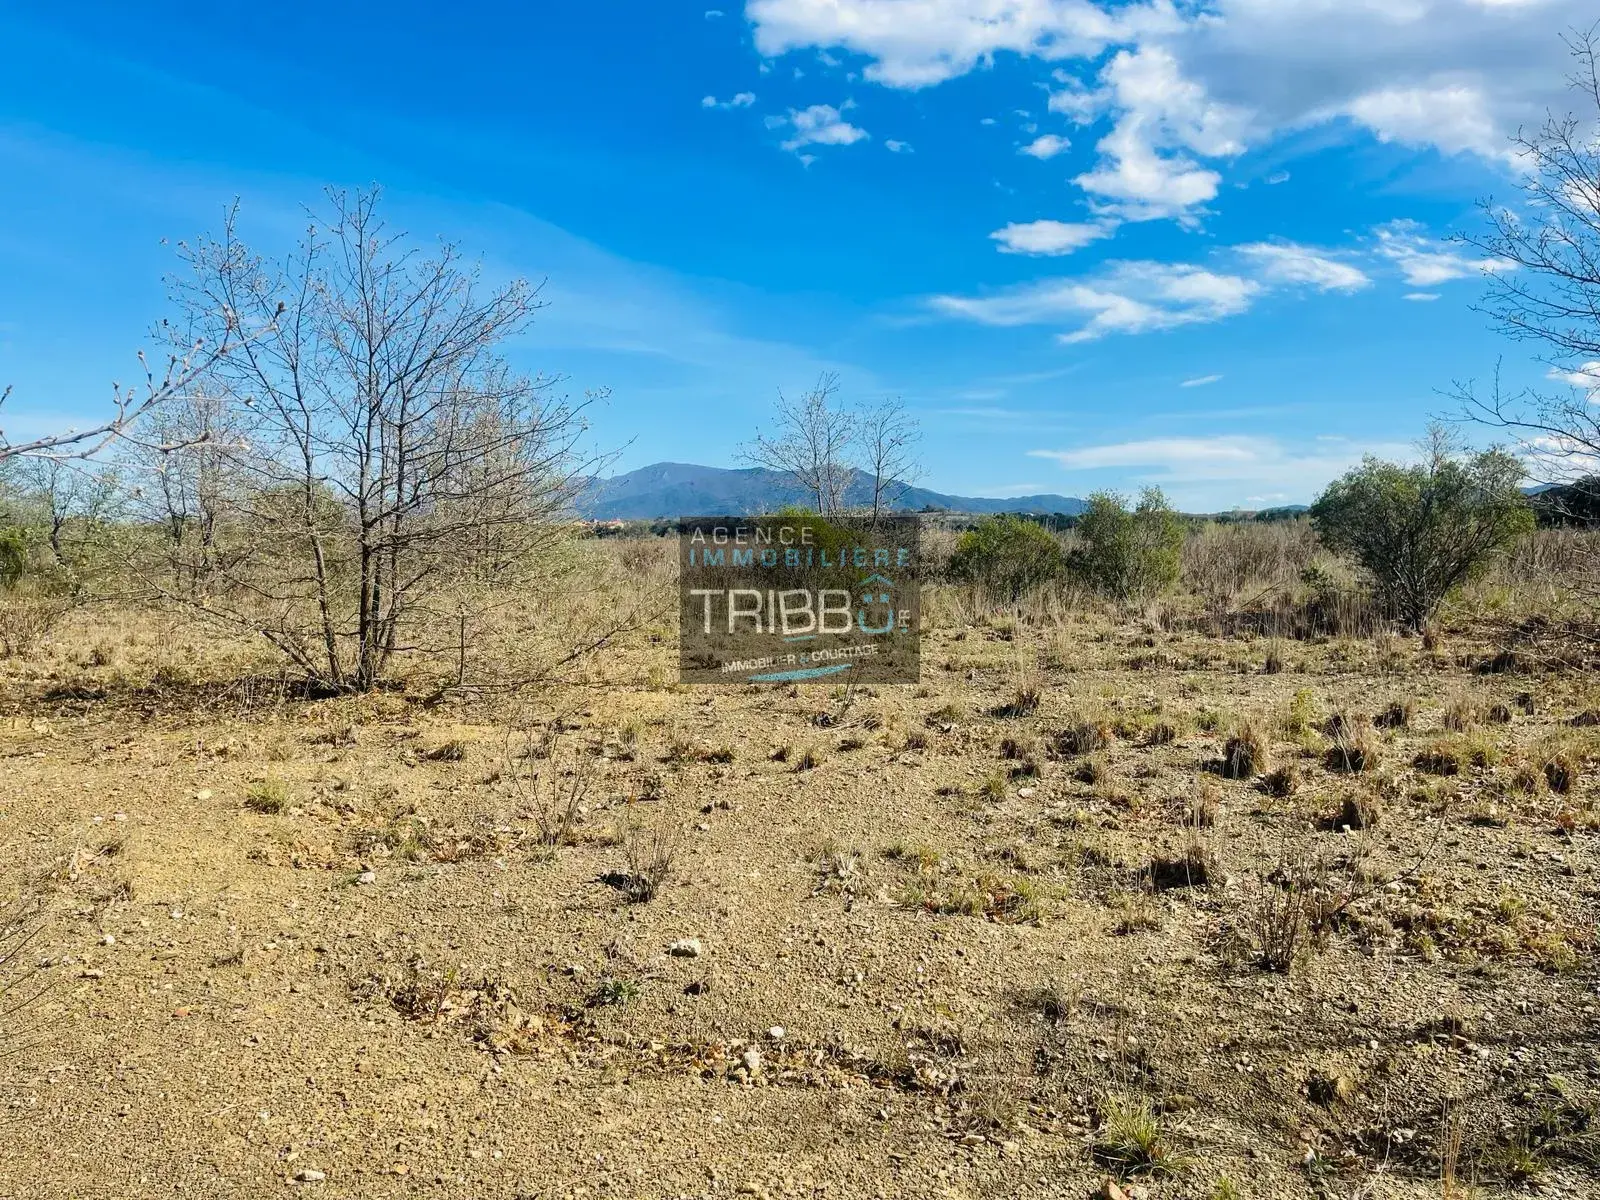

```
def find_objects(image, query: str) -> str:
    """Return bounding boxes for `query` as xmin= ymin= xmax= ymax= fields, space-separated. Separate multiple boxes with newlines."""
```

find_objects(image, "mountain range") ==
xmin=576 ymin=462 xmax=1088 ymax=521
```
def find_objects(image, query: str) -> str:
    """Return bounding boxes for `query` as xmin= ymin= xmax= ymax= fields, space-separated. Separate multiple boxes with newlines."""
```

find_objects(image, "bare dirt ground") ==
xmin=0 ymin=595 xmax=1596 ymax=1200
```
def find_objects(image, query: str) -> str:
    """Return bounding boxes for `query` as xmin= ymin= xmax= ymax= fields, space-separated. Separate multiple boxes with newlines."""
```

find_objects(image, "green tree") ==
xmin=948 ymin=514 xmax=1063 ymax=600
xmin=1070 ymin=488 xmax=1184 ymax=601
xmin=1309 ymin=432 xmax=1533 ymax=630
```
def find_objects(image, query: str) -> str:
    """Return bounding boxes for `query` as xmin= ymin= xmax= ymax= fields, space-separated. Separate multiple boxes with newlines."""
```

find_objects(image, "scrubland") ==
xmin=0 ymin=522 xmax=1597 ymax=1200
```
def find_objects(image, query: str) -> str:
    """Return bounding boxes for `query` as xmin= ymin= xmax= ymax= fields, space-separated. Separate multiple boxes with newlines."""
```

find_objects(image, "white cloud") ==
xmin=703 ymin=92 xmax=757 ymax=110
xmin=747 ymin=0 xmax=1181 ymax=89
xmin=747 ymin=0 xmax=1596 ymax=223
xmin=1070 ymin=46 xmax=1249 ymax=222
xmin=1181 ymin=374 xmax=1223 ymax=388
xmin=1375 ymin=219 xmax=1511 ymax=286
xmin=705 ymin=8 xmax=725 ymax=17
xmin=1236 ymin=242 xmax=1371 ymax=292
xmin=885 ymin=138 xmax=913 ymax=153
xmin=1027 ymin=434 xmax=1414 ymax=489
xmin=938 ymin=231 xmax=1387 ymax=341
xmin=1021 ymin=133 xmax=1071 ymax=159
xmin=772 ymin=103 xmax=869 ymax=152
xmin=1548 ymin=362 xmax=1600 ymax=395
xmin=989 ymin=219 xmax=1115 ymax=256
xmin=1404 ymin=292 xmax=1441 ymax=301
xmin=1342 ymin=83 xmax=1505 ymax=159
xmin=931 ymin=261 xmax=1260 ymax=342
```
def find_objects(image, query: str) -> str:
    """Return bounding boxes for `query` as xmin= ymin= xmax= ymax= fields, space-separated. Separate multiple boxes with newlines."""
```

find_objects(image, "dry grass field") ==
xmin=0 ymin=533 xmax=1597 ymax=1200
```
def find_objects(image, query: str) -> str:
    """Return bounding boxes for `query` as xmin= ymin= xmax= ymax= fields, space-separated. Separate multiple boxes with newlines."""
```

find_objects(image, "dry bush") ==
xmin=503 ymin=723 xmax=599 ymax=849
xmin=1260 ymin=763 xmax=1299 ymax=798
xmin=1336 ymin=790 xmax=1382 ymax=830
xmin=1055 ymin=714 xmax=1110 ymax=757
xmin=0 ymin=583 xmax=75 ymax=659
xmin=1182 ymin=519 xmax=1320 ymax=614
xmin=1374 ymin=698 xmax=1414 ymax=729
xmin=1324 ymin=712 xmax=1380 ymax=773
xmin=621 ymin=825 xmax=675 ymax=902
xmin=1221 ymin=722 xmax=1270 ymax=780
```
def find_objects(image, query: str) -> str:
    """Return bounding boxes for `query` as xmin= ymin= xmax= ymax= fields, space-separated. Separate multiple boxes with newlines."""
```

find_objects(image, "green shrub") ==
xmin=1310 ymin=432 xmax=1533 ymax=629
xmin=1070 ymin=489 xmax=1183 ymax=601
xmin=948 ymin=514 xmax=1063 ymax=600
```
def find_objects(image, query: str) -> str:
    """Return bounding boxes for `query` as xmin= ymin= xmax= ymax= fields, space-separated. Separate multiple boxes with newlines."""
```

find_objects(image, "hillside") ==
xmin=576 ymin=462 xmax=1088 ymax=520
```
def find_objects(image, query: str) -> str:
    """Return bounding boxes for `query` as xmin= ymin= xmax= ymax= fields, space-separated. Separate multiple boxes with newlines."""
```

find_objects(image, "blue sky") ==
xmin=0 ymin=1 xmax=1593 ymax=509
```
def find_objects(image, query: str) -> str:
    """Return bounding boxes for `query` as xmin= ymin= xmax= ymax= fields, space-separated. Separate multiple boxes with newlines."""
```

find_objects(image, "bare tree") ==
xmin=120 ymin=388 xmax=242 ymax=587
xmin=0 ymin=333 xmax=250 ymax=464
xmin=742 ymin=372 xmax=856 ymax=516
xmin=8 ymin=457 xmax=120 ymax=565
xmin=856 ymin=395 xmax=922 ymax=526
xmin=162 ymin=187 xmax=597 ymax=692
xmin=1457 ymin=27 xmax=1600 ymax=488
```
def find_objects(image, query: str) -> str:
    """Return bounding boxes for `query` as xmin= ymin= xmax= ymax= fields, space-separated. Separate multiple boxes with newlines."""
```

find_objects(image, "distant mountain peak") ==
xmin=576 ymin=462 xmax=1087 ymax=520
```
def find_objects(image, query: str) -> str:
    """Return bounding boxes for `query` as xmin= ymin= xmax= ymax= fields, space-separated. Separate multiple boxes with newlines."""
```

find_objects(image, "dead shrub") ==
xmin=1374 ymin=699 xmax=1414 ymax=730
xmin=1336 ymin=791 xmax=1382 ymax=830
xmin=1221 ymin=723 xmax=1269 ymax=780
xmin=1324 ymin=713 xmax=1379 ymax=773
xmin=1544 ymin=754 xmax=1578 ymax=795
xmin=1145 ymin=721 xmax=1178 ymax=746
xmin=1260 ymin=764 xmax=1299 ymax=799
xmin=1055 ymin=715 xmax=1110 ymax=757
xmin=620 ymin=826 xmax=675 ymax=902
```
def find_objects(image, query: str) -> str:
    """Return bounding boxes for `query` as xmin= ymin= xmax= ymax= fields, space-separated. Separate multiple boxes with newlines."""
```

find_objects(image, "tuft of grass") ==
xmin=1374 ymin=698 xmax=1414 ymax=730
xmin=996 ymin=675 xmax=1044 ymax=718
xmin=1416 ymin=733 xmax=1499 ymax=776
xmin=1092 ymin=1095 xmax=1188 ymax=1178
xmin=1324 ymin=711 xmax=1379 ymax=773
xmin=1145 ymin=720 xmax=1178 ymax=746
xmin=1282 ymin=688 xmax=1317 ymax=738
xmin=244 ymin=778 xmax=290 ymax=814
xmin=1221 ymin=722 xmax=1269 ymax=780
xmin=1055 ymin=714 xmax=1110 ymax=757
xmin=1336 ymin=790 xmax=1382 ymax=830
xmin=1260 ymin=763 xmax=1299 ymax=799
xmin=1262 ymin=640 xmax=1287 ymax=674
xmin=422 ymin=738 xmax=467 ymax=762
xmin=588 ymin=974 xmax=641 ymax=1008
xmin=1075 ymin=754 xmax=1108 ymax=786
xmin=1443 ymin=693 xmax=1483 ymax=732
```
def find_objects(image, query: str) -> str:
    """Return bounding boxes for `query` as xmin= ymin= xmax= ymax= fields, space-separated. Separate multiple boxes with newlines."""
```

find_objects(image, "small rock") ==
xmin=357 ymin=871 xmax=377 ymax=885
xmin=196 ymin=789 xmax=213 ymax=802
xmin=741 ymin=1046 xmax=763 ymax=1074
xmin=101 ymin=934 xmax=115 ymax=946
xmin=668 ymin=938 xmax=702 ymax=958
xmin=768 ymin=1026 xmax=786 ymax=1041
xmin=294 ymin=1168 xmax=326 ymax=1183
xmin=1098 ymin=1181 xmax=1130 ymax=1200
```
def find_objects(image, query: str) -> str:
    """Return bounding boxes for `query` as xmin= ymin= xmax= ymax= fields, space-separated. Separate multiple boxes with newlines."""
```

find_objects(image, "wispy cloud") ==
xmin=1028 ymin=434 xmax=1414 ymax=496
xmin=1375 ymin=220 xmax=1511 ymax=287
xmin=931 ymin=261 xmax=1259 ymax=343
xmin=885 ymin=138 xmax=913 ymax=153
xmin=1236 ymin=241 xmax=1370 ymax=292
xmin=702 ymin=92 xmax=757 ymax=110
xmin=1181 ymin=374 xmax=1223 ymax=388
